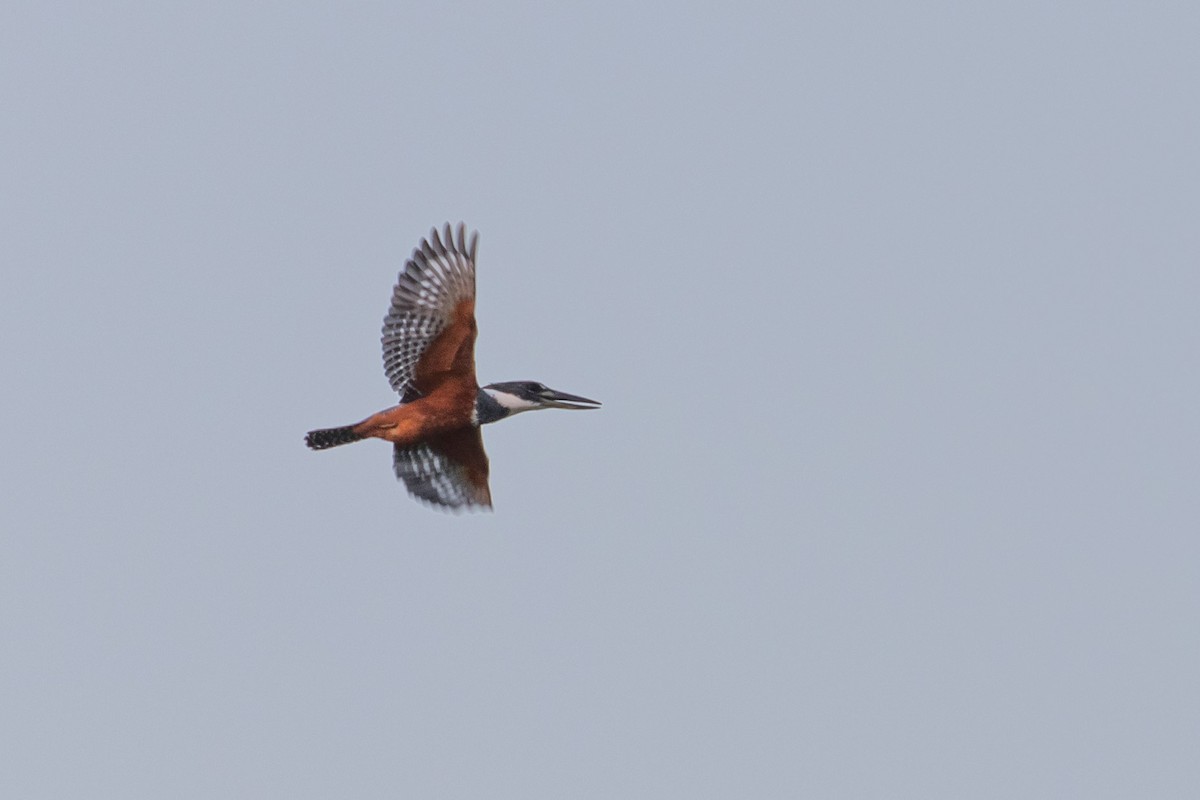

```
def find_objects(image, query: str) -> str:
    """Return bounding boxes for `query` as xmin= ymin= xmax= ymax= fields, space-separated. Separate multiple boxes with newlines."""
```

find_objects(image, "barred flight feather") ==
xmin=381 ymin=222 xmax=478 ymax=400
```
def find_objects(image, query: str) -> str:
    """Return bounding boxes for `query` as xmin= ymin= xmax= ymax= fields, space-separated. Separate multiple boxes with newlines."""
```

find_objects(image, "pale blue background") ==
xmin=3 ymin=2 xmax=1198 ymax=797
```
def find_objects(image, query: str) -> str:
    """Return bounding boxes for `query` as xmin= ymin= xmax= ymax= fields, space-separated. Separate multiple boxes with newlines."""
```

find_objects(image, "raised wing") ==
xmin=382 ymin=223 xmax=479 ymax=401
xmin=392 ymin=427 xmax=493 ymax=511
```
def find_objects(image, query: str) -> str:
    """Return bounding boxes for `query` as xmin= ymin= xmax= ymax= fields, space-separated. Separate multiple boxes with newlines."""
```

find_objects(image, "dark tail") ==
xmin=305 ymin=425 xmax=364 ymax=450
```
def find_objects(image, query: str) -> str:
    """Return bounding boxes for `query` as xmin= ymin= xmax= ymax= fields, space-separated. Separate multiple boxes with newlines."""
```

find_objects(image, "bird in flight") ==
xmin=305 ymin=223 xmax=600 ymax=511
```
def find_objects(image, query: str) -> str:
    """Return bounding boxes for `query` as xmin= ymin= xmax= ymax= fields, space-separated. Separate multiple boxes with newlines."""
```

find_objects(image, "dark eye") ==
xmin=530 ymin=382 xmax=547 ymax=393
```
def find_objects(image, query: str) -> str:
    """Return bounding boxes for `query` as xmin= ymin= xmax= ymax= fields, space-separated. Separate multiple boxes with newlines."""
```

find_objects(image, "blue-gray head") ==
xmin=476 ymin=381 xmax=601 ymax=424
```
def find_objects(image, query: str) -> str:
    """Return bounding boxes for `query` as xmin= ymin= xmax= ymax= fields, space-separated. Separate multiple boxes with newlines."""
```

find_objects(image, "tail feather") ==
xmin=305 ymin=425 xmax=364 ymax=450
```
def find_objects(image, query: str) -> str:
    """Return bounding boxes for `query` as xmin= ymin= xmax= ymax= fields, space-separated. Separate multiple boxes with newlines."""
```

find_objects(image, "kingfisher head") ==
xmin=477 ymin=381 xmax=601 ymax=423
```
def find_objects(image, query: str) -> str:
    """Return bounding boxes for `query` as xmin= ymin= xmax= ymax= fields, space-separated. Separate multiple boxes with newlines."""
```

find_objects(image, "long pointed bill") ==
xmin=542 ymin=389 xmax=601 ymax=410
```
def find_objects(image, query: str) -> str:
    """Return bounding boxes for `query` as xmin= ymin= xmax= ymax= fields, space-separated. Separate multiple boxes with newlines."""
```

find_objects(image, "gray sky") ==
xmin=3 ymin=2 xmax=1199 ymax=797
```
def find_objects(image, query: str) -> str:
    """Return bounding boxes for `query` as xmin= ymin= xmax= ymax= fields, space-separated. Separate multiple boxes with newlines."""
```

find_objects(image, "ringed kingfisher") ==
xmin=305 ymin=223 xmax=600 ymax=511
